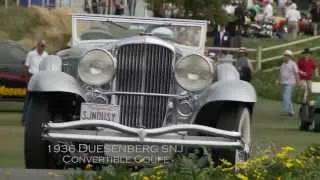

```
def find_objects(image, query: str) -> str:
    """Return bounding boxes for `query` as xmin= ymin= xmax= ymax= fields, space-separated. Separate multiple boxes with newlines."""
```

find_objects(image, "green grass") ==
xmin=251 ymin=98 xmax=319 ymax=155
xmin=0 ymin=99 xmax=318 ymax=168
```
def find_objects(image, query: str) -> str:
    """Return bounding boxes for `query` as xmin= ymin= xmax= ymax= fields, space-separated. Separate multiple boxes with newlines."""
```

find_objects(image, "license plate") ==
xmin=80 ymin=103 xmax=120 ymax=123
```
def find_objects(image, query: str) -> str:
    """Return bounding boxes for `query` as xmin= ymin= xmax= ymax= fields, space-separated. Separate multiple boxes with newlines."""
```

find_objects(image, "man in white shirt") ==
xmin=286 ymin=4 xmax=301 ymax=39
xmin=25 ymin=40 xmax=48 ymax=80
xmin=22 ymin=39 xmax=48 ymax=126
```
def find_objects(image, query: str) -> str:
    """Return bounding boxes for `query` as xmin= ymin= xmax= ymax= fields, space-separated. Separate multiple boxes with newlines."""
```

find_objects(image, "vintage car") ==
xmin=0 ymin=40 xmax=27 ymax=99
xmin=23 ymin=14 xmax=257 ymax=169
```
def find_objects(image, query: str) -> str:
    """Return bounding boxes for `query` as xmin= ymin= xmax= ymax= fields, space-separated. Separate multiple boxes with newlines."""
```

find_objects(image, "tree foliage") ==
xmin=144 ymin=0 xmax=233 ymax=24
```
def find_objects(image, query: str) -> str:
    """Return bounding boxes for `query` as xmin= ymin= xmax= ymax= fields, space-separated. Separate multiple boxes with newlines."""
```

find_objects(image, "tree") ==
xmin=144 ymin=0 xmax=233 ymax=24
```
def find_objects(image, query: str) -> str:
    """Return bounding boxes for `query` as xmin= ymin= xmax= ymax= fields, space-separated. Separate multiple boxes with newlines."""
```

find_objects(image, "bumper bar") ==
xmin=43 ymin=120 xmax=243 ymax=148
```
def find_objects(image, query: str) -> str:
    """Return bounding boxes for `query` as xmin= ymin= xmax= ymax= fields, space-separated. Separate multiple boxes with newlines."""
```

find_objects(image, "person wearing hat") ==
xmin=278 ymin=50 xmax=299 ymax=116
xmin=234 ymin=47 xmax=253 ymax=82
xmin=297 ymin=48 xmax=317 ymax=104
xmin=22 ymin=39 xmax=48 ymax=126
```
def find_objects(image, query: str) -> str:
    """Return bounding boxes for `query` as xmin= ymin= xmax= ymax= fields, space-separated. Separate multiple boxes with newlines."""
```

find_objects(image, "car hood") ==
xmin=62 ymin=35 xmax=202 ymax=58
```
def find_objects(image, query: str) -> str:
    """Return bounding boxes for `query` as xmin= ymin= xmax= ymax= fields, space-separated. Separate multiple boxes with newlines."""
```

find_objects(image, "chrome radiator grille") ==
xmin=115 ymin=44 xmax=174 ymax=129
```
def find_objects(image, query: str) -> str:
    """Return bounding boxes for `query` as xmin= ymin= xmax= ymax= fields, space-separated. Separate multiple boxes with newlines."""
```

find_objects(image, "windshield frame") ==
xmin=71 ymin=14 xmax=208 ymax=54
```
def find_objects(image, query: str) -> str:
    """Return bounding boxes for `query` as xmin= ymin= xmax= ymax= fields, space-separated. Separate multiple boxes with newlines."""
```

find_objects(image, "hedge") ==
xmin=36 ymin=144 xmax=320 ymax=180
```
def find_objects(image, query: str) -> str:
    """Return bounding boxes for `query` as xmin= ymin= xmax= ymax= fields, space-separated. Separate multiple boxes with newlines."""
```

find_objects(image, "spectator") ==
xmin=114 ymin=0 xmax=125 ymax=15
xmin=297 ymin=48 xmax=317 ymax=103
xmin=286 ymin=3 xmax=301 ymax=39
xmin=278 ymin=0 xmax=287 ymax=16
xmin=91 ymin=0 xmax=98 ymax=14
xmin=285 ymin=0 xmax=297 ymax=16
xmin=213 ymin=24 xmax=231 ymax=48
xmin=310 ymin=1 xmax=320 ymax=35
xmin=153 ymin=6 xmax=164 ymax=17
xmin=24 ymin=40 xmax=48 ymax=80
xmin=248 ymin=1 xmax=261 ymax=21
xmin=234 ymin=1 xmax=246 ymax=30
xmin=263 ymin=0 xmax=274 ymax=19
xmin=22 ymin=40 xmax=48 ymax=125
xmin=234 ymin=47 xmax=253 ymax=82
xmin=97 ymin=0 xmax=106 ymax=14
xmin=101 ymin=0 xmax=106 ymax=14
xmin=84 ymin=0 xmax=91 ymax=13
xmin=277 ymin=50 xmax=299 ymax=116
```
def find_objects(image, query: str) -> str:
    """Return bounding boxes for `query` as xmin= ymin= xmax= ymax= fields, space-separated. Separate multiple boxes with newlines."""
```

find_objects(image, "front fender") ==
xmin=28 ymin=71 xmax=86 ymax=100
xmin=198 ymin=80 xmax=257 ymax=106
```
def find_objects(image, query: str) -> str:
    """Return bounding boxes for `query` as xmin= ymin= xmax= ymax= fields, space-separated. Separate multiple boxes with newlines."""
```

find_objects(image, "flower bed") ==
xmin=62 ymin=144 xmax=320 ymax=180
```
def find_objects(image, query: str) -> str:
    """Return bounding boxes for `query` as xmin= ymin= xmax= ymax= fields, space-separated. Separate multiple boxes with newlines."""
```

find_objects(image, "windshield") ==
xmin=76 ymin=19 xmax=202 ymax=47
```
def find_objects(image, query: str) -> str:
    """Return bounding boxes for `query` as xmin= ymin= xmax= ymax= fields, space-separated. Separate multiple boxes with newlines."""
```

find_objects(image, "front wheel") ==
xmin=24 ymin=94 xmax=53 ymax=169
xmin=212 ymin=105 xmax=251 ymax=165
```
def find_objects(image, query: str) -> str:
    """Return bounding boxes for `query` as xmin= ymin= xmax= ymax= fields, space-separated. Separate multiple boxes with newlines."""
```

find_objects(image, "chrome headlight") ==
xmin=78 ymin=49 xmax=115 ymax=86
xmin=174 ymin=54 xmax=214 ymax=91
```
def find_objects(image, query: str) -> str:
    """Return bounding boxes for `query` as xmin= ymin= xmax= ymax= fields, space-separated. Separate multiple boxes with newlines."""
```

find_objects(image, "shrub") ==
xmin=0 ymin=6 xmax=71 ymax=53
xmin=59 ymin=144 xmax=320 ymax=180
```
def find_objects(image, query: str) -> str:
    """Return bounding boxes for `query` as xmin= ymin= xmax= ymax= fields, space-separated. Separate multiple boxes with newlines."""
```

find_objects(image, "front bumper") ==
xmin=43 ymin=120 xmax=244 ymax=149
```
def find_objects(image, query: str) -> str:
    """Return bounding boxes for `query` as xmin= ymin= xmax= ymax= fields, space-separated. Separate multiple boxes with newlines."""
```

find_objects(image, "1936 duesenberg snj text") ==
xmin=23 ymin=14 xmax=256 ymax=169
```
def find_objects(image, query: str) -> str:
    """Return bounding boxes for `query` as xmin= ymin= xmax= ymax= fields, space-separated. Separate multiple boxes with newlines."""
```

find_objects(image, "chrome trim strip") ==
xmin=44 ymin=120 xmax=241 ymax=138
xmin=92 ymin=90 xmax=187 ymax=99
xmin=43 ymin=133 xmax=242 ymax=147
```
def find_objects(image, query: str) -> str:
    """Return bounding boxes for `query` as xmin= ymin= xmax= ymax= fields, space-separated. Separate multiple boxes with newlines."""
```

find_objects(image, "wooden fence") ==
xmin=207 ymin=35 xmax=320 ymax=72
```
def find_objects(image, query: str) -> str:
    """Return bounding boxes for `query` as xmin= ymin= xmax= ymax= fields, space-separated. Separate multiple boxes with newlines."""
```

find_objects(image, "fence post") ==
xmin=256 ymin=46 xmax=262 ymax=71
xmin=17 ymin=0 xmax=20 ymax=7
xmin=28 ymin=0 xmax=31 ymax=7
xmin=5 ymin=0 xmax=8 ymax=8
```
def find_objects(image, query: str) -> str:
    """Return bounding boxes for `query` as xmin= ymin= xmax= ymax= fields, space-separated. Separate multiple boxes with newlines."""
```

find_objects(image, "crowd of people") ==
xmin=220 ymin=0 xmax=320 ymax=42
xmin=84 ymin=0 xmax=125 ymax=15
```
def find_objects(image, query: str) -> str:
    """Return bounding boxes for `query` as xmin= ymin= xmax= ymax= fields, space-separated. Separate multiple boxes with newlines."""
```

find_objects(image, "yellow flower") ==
xmin=222 ymin=167 xmax=234 ymax=172
xmin=281 ymin=146 xmax=295 ymax=152
xmin=276 ymin=152 xmax=287 ymax=159
xmin=277 ymin=176 xmax=282 ymax=180
xmin=295 ymin=159 xmax=304 ymax=167
xmin=77 ymin=178 xmax=83 ymax=180
xmin=48 ymin=171 xmax=58 ymax=177
xmin=316 ymin=156 xmax=320 ymax=160
xmin=85 ymin=164 xmax=93 ymax=170
xmin=236 ymin=173 xmax=248 ymax=180
xmin=143 ymin=176 xmax=150 ymax=180
xmin=220 ymin=159 xmax=232 ymax=166
xmin=153 ymin=165 xmax=164 ymax=170
xmin=236 ymin=161 xmax=248 ymax=169
xmin=285 ymin=161 xmax=293 ymax=168
xmin=261 ymin=155 xmax=269 ymax=161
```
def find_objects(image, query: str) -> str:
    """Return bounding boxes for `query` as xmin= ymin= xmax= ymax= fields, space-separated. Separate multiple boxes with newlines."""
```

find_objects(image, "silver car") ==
xmin=23 ymin=14 xmax=256 ymax=169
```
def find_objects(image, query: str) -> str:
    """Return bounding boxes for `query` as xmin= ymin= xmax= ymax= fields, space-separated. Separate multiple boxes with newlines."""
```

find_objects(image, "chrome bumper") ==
xmin=43 ymin=120 xmax=244 ymax=148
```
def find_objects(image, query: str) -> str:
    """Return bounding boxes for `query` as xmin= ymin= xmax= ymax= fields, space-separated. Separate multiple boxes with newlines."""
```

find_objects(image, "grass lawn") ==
xmin=0 ymin=98 xmax=319 ymax=168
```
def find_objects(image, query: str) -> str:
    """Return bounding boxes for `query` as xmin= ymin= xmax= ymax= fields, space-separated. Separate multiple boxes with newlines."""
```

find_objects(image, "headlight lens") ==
xmin=78 ymin=49 xmax=115 ymax=86
xmin=174 ymin=54 xmax=214 ymax=91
